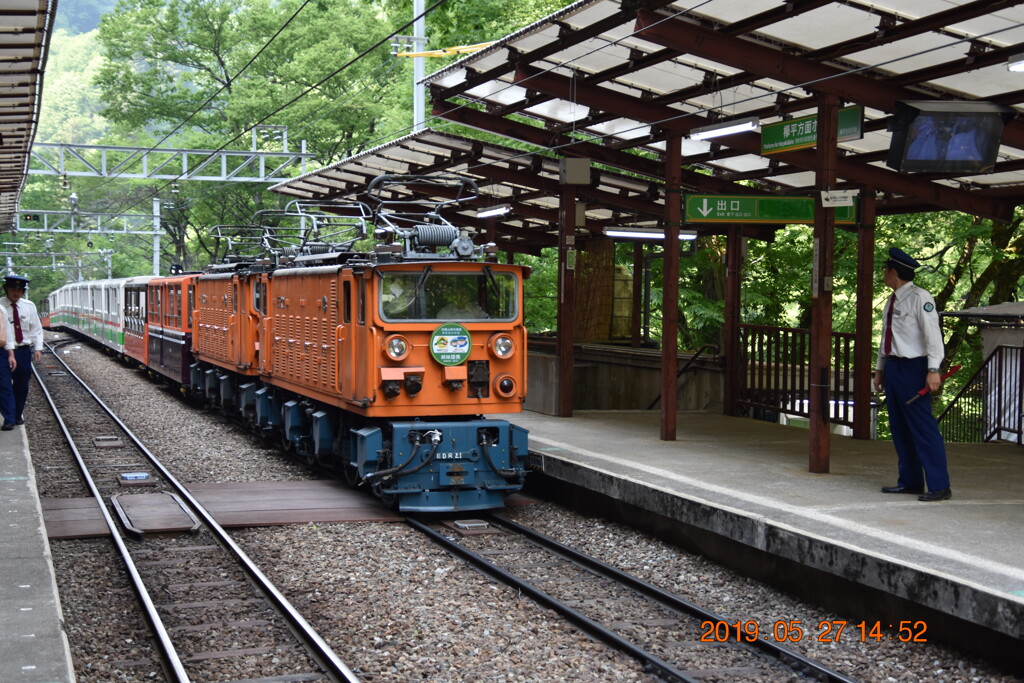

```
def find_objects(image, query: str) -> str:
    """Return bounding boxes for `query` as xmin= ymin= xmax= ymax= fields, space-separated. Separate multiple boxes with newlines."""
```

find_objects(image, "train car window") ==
xmin=187 ymin=285 xmax=194 ymax=329
xmin=165 ymin=286 xmax=173 ymax=326
xmin=379 ymin=270 xmax=519 ymax=322
xmin=150 ymin=287 xmax=161 ymax=323
xmin=357 ymin=279 xmax=366 ymax=325
xmin=253 ymin=280 xmax=266 ymax=315
xmin=232 ymin=283 xmax=238 ymax=314
xmin=342 ymin=281 xmax=351 ymax=324
xmin=175 ymin=285 xmax=183 ymax=325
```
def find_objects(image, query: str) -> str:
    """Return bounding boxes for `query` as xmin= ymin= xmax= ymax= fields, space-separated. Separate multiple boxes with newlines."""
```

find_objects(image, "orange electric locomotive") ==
xmin=186 ymin=175 xmax=530 ymax=511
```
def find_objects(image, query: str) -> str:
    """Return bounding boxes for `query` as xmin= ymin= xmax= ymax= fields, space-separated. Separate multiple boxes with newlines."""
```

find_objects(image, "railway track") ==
xmin=36 ymin=342 xmax=360 ymax=683
xmin=409 ymin=513 xmax=859 ymax=683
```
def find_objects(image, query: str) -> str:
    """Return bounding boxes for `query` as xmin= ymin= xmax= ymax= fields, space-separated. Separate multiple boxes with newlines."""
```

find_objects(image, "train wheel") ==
xmin=341 ymin=460 xmax=361 ymax=488
xmin=372 ymin=483 xmax=398 ymax=510
xmin=280 ymin=431 xmax=294 ymax=453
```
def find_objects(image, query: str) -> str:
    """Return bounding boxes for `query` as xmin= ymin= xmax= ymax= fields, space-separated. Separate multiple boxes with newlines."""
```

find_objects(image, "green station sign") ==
xmin=760 ymin=106 xmax=864 ymax=155
xmin=684 ymin=195 xmax=857 ymax=225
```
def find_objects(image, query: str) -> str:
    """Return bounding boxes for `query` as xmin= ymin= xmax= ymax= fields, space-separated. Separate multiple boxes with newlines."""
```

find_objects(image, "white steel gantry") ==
xmin=29 ymin=140 xmax=314 ymax=183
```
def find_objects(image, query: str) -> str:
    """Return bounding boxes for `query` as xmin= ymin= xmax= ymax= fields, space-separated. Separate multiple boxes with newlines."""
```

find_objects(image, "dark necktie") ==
xmin=883 ymin=293 xmax=894 ymax=356
xmin=12 ymin=302 xmax=23 ymax=344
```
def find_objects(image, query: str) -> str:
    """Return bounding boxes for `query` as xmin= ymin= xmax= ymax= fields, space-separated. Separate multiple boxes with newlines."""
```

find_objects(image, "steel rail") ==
xmin=34 ymin=347 xmax=191 ymax=682
xmin=41 ymin=341 xmax=362 ymax=683
xmin=405 ymin=516 xmax=700 ymax=683
xmin=489 ymin=513 xmax=859 ymax=683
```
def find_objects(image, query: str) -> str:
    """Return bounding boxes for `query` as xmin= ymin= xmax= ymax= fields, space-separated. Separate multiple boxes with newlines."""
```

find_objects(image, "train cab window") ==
xmin=342 ymin=281 xmax=351 ymax=324
xmin=232 ymin=283 xmax=239 ymax=314
xmin=187 ymin=285 xmax=194 ymax=328
xmin=379 ymin=270 xmax=519 ymax=322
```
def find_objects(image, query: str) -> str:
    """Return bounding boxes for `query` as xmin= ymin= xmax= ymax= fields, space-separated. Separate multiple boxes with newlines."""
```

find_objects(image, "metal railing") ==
xmin=938 ymin=345 xmax=1023 ymax=444
xmin=738 ymin=325 xmax=856 ymax=427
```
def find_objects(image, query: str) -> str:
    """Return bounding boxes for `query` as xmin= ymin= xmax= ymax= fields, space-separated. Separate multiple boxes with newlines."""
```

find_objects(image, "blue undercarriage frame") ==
xmin=354 ymin=419 xmax=529 ymax=512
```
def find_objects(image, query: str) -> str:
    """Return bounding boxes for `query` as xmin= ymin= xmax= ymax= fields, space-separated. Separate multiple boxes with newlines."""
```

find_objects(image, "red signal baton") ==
xmin=906 ymin=364 xmax=962 ymax=404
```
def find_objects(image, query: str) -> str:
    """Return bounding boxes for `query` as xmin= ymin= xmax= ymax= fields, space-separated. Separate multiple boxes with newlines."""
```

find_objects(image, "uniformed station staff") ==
xmin=872 ymin=248 xmax=951 ymax=502
xmin=2 ymin=275 xmax=44 ymax=430
xmin=0 ymin=291 xmax=15 ymax=431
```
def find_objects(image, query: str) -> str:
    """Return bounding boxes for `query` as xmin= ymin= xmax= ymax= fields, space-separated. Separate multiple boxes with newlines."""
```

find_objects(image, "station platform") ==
xmin=509 ymin=409 xmax=1024 ymax=670
xmin=0 ymin=425 xmax=75 ymax=683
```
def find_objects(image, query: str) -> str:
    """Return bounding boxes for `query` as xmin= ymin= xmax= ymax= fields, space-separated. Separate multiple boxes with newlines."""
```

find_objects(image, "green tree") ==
xmin=94 ymin=0 xmax=406 ymax=163
xmin=36 ymin=29 xmax=109 ymax=144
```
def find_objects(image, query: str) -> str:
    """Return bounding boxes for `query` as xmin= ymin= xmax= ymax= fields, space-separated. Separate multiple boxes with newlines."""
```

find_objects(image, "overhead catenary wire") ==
xmin=84 ymin=0 xmax=320 ymax=203
xmin=35 ymin=0 xmax=1023 ymax=273
xmin=97 ymin=0 xmax=452 ymax=222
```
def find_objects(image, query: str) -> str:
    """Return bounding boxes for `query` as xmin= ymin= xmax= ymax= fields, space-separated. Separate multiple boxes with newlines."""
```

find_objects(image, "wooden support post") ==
xmin=853 ymin=193 xmax=876 ymax=439
xmin=809 ymin=93 xmax=838 ymax=473
xmin=557 ymin=184 xmax=577 ymax=417
xmin=661 ymin=134 xmax=682 ymax=441
xmin=723 ymin=226 xmax=742 ymax=416
xmin=632 ymin=242 xmax=643 ymax=348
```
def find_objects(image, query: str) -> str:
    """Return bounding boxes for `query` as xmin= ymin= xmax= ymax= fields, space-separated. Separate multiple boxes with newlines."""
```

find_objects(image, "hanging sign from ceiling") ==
xmin=760 ymin=106 xmax=864 ymax=155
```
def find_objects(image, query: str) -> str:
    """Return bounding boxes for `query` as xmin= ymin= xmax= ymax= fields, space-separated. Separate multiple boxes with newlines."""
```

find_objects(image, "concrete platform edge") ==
xmin=537 ymin=451 xmax=1024 ymax=642
xmin=1 ymin=426 xmax=76 ymax=683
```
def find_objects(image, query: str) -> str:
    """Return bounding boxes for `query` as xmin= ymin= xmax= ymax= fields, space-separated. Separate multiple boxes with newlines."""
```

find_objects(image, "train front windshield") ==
xmin=380 ymin=269 xmax=518 ymax=322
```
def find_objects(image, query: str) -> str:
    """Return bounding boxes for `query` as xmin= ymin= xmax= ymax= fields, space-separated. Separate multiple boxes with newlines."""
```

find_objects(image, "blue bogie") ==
xmin=282 ymin=400 xmax=307 ymax=446
xmin=311 ymin=410 xmax=334 ymax=458
xmin=255 ymin=386 xmax=283 ymax=428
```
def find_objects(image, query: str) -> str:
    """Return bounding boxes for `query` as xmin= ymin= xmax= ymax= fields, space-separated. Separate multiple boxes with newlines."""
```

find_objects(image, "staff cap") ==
xmin=887 ymin=247 xmax=920 ymax=270
xmin=3 ymin=274 xmax=29 ymax=289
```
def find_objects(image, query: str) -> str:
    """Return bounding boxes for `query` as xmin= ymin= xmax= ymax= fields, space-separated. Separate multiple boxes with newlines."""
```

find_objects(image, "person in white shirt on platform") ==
xmin=872 ymin=248 xmax=951 ymax=502
xmin=3 ymin=275 xmax=44 ymax=428
xmin=0 ymin=292 xmax=16 ymax=431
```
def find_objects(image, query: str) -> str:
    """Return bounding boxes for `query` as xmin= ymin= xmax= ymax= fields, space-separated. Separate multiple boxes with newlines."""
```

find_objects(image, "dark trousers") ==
xmin=883 ymin=356 xmax=950 ymax=491
xmin=12 ymin=346 xmax=33 ymax=422
xmin=0 ymin=352 xmax=13 ymax=426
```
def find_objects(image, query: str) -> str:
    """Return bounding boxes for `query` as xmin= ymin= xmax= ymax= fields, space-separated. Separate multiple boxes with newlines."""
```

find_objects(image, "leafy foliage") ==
xmin=25 ymin=0 xmax=1024 ymax=424
xmin=36 ymin=30 xmax=108 ymax=144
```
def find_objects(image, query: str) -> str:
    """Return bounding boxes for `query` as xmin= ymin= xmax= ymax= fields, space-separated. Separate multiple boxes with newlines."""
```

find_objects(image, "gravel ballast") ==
xmin=32 ymin=337 xmax=1021 ymax=682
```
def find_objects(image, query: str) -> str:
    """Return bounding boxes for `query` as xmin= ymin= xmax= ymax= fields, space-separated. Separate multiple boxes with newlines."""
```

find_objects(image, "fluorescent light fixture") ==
xmin=476 ymin=204 xmax=511 ymax=218
xmin=1008 ymin=54 xmax=1024 ymax=72
xmin=603 ymin=227 xmax=697 ymax=240
xmin=689 ymin=116 xmax=759 ymax=140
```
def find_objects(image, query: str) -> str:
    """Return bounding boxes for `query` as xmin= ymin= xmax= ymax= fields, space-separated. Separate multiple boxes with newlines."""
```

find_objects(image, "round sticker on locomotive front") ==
xmin=431 ymin=323 xmax=472 ymax=366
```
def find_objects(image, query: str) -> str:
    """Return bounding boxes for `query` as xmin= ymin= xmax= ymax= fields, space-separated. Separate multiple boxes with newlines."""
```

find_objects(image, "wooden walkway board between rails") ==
xmin=42 ymin=480 xmax=405 ymax=538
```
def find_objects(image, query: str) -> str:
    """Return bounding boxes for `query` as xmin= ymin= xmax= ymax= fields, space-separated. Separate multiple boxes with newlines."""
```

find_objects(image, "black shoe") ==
xmin=918 ymin=489 xmax=951 ymax=502
xmin=14 ymin=418 xmax=23 ymax=425
xmin=881 ymin=485 xmax=924 ymax=494
xmin=1 ymin=424 xmax=13 ymax=431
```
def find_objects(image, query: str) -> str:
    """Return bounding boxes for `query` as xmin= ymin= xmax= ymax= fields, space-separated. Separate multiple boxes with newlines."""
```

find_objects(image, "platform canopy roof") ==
xmin=0 ymin=0 xmax=55 ymax=232
xmin=270 ymin=128 xmax=668 ymax=254
xmin=273 ymin=0 xmax=1024 ymax=253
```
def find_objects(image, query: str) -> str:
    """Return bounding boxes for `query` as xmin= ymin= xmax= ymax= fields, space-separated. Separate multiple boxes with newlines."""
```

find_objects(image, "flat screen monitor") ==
xmin=886 ymin=101 xmax=1014 ymax=174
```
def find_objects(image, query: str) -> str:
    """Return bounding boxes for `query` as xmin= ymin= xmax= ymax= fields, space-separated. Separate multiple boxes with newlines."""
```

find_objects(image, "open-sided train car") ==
xmin=146 ymin=273 xmax=199 ymax=384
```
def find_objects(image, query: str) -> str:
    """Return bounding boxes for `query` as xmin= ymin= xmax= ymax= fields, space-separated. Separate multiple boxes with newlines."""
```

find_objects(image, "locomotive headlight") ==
xmin=489 ymin=333 xmax=515 ymax=359
xmin=494 ymin=374 xmax=517 ymax=398
xmin=384 ymin=335 xmax=410 ymax=361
